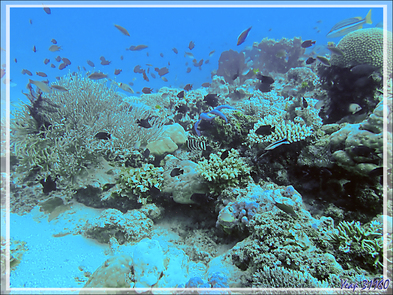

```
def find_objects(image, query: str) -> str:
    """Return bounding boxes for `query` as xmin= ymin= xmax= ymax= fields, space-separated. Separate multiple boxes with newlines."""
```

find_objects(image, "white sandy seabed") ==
xmin=3 ymin=202 xmax=236 ymax=294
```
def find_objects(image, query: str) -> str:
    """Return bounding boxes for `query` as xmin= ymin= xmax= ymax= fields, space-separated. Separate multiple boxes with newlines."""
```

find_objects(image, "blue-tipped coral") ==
xmin=194 ymin=105 xmax=236 ymax=136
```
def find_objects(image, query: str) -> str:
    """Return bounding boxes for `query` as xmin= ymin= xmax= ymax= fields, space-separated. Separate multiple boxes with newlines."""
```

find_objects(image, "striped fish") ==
xmin=327 ymin=9 xmax=372 ymax=38
xmin=187 ymin=138 xmax=206 ymax=151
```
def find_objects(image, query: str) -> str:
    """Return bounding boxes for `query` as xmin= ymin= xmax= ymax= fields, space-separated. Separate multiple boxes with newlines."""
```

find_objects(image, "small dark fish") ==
xmin=301 ymin=40 xmax=316 ymax=48
xmin=36 ymin=72 xmax=47 ymax=77
xmin=160 ymin=52 xmax=164 ymax=58
xmin=256 ymin=74 xmax=274 ymax=84
xmin=209 ymin=50 xmax=215 ymax=57
xmin=172 ymin=48 xmax=178 ymax=54
xmin=184 ymin=84 xmax=193 ymax=91
xmin=201 ymin=82 xmax=210 ymax=87
xmin=120 ymin=55 xmax=124 ymax=60
xmin=134 ymin=65 xmax=143 ymax=73
xmin=62 ymin=58 xmax=71 ymax=65
xmin=350 ymin=64 xmax=377 ymax=76
xmin=137 ymin=118 xmax=152 ymax=128
xmin=95 ymin=132 xmax=111 ymax=140
xmin=193 ymin=59 xmax=203 ymax=67
xmin=188 ymin=41 xmax=195 ymax=50
xmin=150 ymin=72 xmax=156 ymax=79
xmin=55 ymin=56 xmax=61 ymax=62
xmin=130 ymin=44 xmax=148 ymax=51
xmin=255 ymin=125 xmax=275 ymax=136
xmin=114 ymin=69 xmax=122 ymax=75
xmin=161 ymin=77 xmax=168 ymax=82
xmin=101 ymin=60 xmax=111 ymax=65
xmin=43 ymin=6 xmax=51 ymax=14
xmin=177 ymin=91 xmax=185 ymax=98
xmin=204 ymin=94 xmax=219 ymax=107
xmin=40 ymin=175 xmax=56 ymax=194
xmin=102 ymin=183 xmax=116 ymax=192
xmin=170 ymin=168 xmax=184 ymax=177
xmin=186 ymin=67 xmax=191 ymax=73
xmin=100 ymin=56 xmax=106 ymax=61
xmin=14 ymin=58 xmax=17 ymax=63
xmin=21 ymin=69 xmax=33 ymax=76
xmin=220 ymin=150 xmax=229 ymax=160
xmin=43 ymin=58 xmax=50 ymax=65
xmin=58 ymin=63 xmax=67 ymax=70
xmin=157 ymin=67 xmax=169 ymax=77
xmin=305 ymin=57 xmax=316 ymax=64
xmin=175 ymin=104 xmax=189 ymax=114
xmin=274 ymin=202 xmax=298 ymax=218
xmin=51 ymin=39 xmax=57 ymax=44
xmin=302 ymin=97 xmax=308 ymax=108
xmin=142 ymin=87 xmax=153 ymax=94
xmin=29 ymin=19 xmax=32 ymax=24
xmin=368 ymin=167 xmax=383 ymax=177
xmin=237 ymin=26 xmax=252 ymax=46
xmin=128 ymin=81 xmax=134 ymax=86
xmin=143 ymin=71 xmax=149 ymax=82
xmin=33 ymin=45 xmax=36 ymax=52
xmin=142 ymin=149 xmax=150 ymax=158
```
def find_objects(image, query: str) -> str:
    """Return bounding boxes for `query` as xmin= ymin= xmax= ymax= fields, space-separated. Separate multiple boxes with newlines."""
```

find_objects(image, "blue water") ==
xmin=2 ymin=2 xmax=388 ymax=115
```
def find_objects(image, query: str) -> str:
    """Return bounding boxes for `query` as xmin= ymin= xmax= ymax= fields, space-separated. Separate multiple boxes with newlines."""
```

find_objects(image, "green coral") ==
xmin=329 ymin=219 xmax=389 ymax=271
xmin=196 ymin=149 xmax=250 ymax=193
xmin=118 ymin=163 xmax=164 ymax=203
xmin=330 ymin=28 xmax=392 ymax=77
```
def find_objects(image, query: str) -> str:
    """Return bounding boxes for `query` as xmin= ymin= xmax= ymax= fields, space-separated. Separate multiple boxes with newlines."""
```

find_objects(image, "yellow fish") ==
xmin=114 ymin=24 xmax=130 ymax=36
xmin=118 ymin=82 xmax=134 ymax=93
xmin=327 ymin=9 xmax=372 ymax=38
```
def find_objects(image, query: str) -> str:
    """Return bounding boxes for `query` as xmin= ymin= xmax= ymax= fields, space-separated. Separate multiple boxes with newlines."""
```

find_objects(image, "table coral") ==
xmin=330 ymin=28 xmax=392 ymax=77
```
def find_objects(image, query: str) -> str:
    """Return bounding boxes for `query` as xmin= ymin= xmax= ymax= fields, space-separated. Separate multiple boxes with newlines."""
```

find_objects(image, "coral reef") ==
xmin=329 ymin=218 xmax=389 ymax=271
xmin=247 ymin=36 xmax=305 ymax=74
xmin=247 ymin=113 xmax=314 ymax=145
xmin=330 ymin=28 xmax=392 ymax=77
xmin=162 ymin=155 xmax=209 ymax=204
xmin=329 ymin=99 xmax=387 ymax=177
xmin=216 ymin=49 xmax=252 ymax=84
xmin=81 ymin=254 xmax=133 ymax=289
xmin=196 ymin=149 xmax=250 ymax=194
xmin=117 ymin=163 xmax=164 ymax=203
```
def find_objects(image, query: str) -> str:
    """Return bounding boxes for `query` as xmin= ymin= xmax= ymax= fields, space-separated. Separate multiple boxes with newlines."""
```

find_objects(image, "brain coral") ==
xmin=330 ymin=28 xmax=392 ymax=76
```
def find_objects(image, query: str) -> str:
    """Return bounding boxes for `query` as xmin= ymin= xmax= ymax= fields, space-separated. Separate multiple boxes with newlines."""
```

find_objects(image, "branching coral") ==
xmin=329 ymin=219 xmax=389 ymax=271
xmin=196 ymin=149 xmax=250 ymax=193
xmin=247 ymin=113 xmax=314 ymax=146
xmin=117 ymin=163 xmax=164 ymax=203
xmin=10 ymin=72 xmax=166 ymax=184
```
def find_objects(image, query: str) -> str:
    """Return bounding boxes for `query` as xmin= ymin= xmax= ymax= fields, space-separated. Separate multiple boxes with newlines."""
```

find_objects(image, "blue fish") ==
xmin=237 ymin=26 xmax=252 ymax=46
xmin=326 ymin=9 xmax=372 ymax=38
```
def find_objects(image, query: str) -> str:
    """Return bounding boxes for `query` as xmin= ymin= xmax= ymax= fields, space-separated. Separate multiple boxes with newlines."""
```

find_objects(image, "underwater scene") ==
xmin=1 ymin=1 xmax=393 ymax=294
